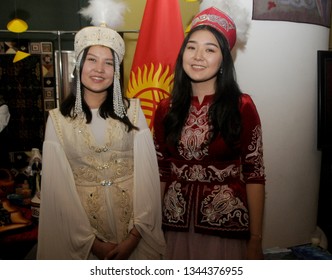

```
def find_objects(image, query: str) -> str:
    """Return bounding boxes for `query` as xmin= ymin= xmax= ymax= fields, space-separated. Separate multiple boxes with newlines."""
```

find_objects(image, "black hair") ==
xmin=164 ymin=25 xmax=242 ymax=147
xmin=60 ymin=46 xmax=138 ymax=132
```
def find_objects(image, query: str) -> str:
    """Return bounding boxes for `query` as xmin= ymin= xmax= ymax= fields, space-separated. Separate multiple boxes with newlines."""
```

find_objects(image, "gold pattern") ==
xmin=49 ymin=99 xmax=139 ymax=242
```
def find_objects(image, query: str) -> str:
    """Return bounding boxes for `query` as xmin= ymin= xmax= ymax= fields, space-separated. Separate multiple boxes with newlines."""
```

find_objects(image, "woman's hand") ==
xmin=246 ymin=236 xmax=264 ymax=260
xmin=104 ymin=228 xmax=141 ymax=260
xmin=92 ymin=238 xmax=117 ymax=260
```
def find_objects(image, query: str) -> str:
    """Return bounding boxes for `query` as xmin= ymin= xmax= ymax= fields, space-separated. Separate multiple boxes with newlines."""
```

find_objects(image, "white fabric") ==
xmin=90 ymin=109 xmax=106 ymax=145
xmin=0 ymin=104 xmax=10 ymax=132
xmin=37 ymin=99 xmax=165 ymax=259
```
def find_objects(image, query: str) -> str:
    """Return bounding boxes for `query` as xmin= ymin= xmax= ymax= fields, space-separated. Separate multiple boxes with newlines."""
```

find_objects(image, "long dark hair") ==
xmin=60 ymin=46 xmax=138 ymax=132
xmin=164 ymin=25 xmax=242 ymax=146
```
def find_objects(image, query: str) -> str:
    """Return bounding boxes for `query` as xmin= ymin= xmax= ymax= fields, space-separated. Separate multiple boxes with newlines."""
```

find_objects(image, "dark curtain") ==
xmin=0 ymin=55 xmax=45 ymax=152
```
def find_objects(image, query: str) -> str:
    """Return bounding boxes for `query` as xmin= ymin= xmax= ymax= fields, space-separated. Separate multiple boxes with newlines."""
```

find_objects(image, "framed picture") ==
xmin=44 ymin=88 xmax=54 ymax=99
xmin=44 ymin=100 xmax=55 ymax=111
xmin=317 ymin=50 xmax=332 ymax=150
xmin=41 ymin=42 xmax=53 ymax=53
xmin=30 ymin=42 xmax=41 ymax=54
xmin=253 ymin=0 xmax=331 ymax=27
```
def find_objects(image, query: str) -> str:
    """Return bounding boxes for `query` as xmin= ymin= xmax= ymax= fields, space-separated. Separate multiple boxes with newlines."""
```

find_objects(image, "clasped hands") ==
xmin=92 ymin=228 xmax=141 ymax=260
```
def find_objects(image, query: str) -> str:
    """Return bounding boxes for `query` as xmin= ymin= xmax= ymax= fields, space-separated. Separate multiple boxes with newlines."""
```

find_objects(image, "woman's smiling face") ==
xmin=182 ymin=29 xmax=223 ymax=84
xmin=81 ymin=45 xmax=115 ymax=95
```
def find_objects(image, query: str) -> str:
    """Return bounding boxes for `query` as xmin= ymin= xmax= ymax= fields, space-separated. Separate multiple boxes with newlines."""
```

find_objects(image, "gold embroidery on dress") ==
xmin=73 ymin=155 xmax=133 ymax=185
xmin=85 ymin=188 xmax=108 ymax=237
xmin=49 ymin=109 xmax=64 ymax=146
xmin=115 ymin=187 xmax=132 ymax=239
xmin=67 ymin=113 xmax=134 ymax=185
xmin=51 ymin=100 xmax=138 ymax=241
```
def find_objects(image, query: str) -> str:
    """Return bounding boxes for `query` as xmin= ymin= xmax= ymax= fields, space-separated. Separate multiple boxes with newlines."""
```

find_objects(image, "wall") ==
xmin=235 ymin=1 xmax=330 ymax=248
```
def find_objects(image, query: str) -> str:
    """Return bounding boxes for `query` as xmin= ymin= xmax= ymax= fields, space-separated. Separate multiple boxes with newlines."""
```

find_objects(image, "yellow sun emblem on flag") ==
xmin=126 ymin=63 xmax=174 ymax=130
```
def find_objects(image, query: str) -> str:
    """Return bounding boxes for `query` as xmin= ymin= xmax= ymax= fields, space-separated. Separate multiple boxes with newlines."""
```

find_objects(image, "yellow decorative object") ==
xmin=7 ymin=18 xmax=28 ymax=33
xmin=185 ymin=23 xmax=191 ymax=33
xmin=13 ymin=51 xmax=31 ymax=63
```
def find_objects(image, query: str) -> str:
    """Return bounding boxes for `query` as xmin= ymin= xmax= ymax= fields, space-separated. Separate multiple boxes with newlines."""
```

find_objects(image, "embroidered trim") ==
xmin=74 ymin=155 xmax=133 ymax=186
xmin=85 ymin=188 xmax=108 ymax=238
xmin=171 ymin=163 xmax=240 ymax=183
xmin=49 ymin=109 xmax=65 ymax=147
xmin=245 ymin=125 xmax=265 ymax=180
xmin=178 ymin=104 xmax=211 ymax=161
xmin=49 ymin=101 xmax=138 ymax=242
xmin=130 ymin=98 xmax=139 ymax=127
xmin=163 ymin=181 xmax=187 ymax=223
xmin=117 ymin=187 xmax=132 ymax=239
xmin=200 ymin=185 xmax=248 ymax=227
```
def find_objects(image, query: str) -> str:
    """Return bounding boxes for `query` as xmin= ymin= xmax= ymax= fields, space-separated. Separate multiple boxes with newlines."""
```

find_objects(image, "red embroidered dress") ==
xmin=154 ymin=94 xmax=265 ymax=238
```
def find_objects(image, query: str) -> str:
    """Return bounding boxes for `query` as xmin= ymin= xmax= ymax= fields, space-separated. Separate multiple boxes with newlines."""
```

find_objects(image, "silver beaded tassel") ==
xmin=113 ymin=53 xmax=126 ymax=118
xmin=74 ymin=53 xmax=83 ymax=115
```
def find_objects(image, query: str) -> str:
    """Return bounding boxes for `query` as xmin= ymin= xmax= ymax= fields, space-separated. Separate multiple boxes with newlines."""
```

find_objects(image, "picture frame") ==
xmin=30 ymin=42 xmax=41 ymax=54
xmin=44 ymin=88 xmax=54 ymax=99
xmin=41 ymin=42 xmax=53 ymax=53
xmin=253 ymin=0 xmax=331 ymax=27
xmin=44 ymin=100 xmax=55 ymax=111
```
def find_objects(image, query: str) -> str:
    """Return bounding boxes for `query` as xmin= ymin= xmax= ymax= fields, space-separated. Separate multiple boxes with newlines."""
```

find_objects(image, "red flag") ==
xmin=126 ymin=0 xmax=184 ymax=130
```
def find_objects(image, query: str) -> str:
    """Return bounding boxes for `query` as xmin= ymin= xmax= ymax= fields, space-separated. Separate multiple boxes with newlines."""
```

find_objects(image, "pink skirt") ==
xmin=164 ymin=221 xmax=247 ymax=259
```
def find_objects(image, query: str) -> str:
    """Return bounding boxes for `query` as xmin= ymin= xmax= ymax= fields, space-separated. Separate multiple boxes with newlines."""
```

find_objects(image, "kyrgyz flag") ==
xmin=126 ymin=0 xmax=184 ymax=129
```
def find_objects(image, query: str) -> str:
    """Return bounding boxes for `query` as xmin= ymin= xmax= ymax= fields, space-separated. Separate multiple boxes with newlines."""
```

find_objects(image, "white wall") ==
xmin=234 ymin=2 xmax=330 ymax=249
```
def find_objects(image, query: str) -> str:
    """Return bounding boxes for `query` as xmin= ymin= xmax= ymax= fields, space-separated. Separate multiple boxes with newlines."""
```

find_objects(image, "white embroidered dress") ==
xmin=37 ymin=99 xmax=165 ymax=259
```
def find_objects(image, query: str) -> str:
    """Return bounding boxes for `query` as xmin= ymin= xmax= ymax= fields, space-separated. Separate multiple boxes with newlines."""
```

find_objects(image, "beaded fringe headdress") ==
xmin=74 ymin=0 xmax=127 ymax=118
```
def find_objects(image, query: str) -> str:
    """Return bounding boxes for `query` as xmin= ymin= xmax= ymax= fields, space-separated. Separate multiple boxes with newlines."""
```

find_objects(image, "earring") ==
xmin=219 ymin=67 xmax=223 ymax=74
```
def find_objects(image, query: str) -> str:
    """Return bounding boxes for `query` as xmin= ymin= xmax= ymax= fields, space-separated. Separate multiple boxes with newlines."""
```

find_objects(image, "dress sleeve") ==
xmin=240 ymin=94 xmax=266 ymax=184
xmin=131 ymin=106 xmax=166 ymax=258
xmin=153 ymin=98 xmax=172 ymax=182
xmin=37 ymin=115 xmax=95 ymax=259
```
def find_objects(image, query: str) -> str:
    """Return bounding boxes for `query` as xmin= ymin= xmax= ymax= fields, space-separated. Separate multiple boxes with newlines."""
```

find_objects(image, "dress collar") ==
xmin=191 ymin=93 xmax=215 ymax=105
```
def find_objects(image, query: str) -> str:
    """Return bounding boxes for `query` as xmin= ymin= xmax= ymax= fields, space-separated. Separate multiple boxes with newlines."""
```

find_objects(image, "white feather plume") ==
xmin=79 ymin=0 xmax=127 ymax=28
xmin=199 ymin=0 xmax=250 ymax=46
